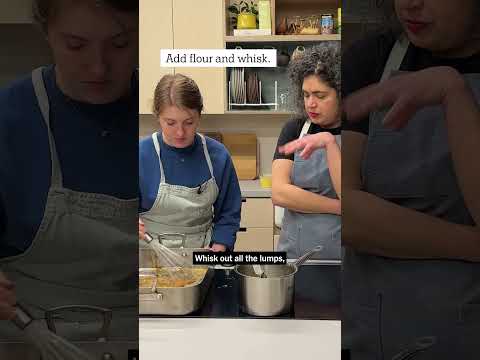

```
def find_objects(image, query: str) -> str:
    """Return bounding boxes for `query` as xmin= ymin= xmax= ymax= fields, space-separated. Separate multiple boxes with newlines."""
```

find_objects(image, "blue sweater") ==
xmin=0 ymin=66 xmax=138 ymax=257
xmin=139 ymin=133 xmax=241 ymax=249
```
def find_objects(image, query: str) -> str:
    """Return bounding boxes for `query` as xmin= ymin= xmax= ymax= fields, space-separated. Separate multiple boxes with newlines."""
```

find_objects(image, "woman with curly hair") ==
xmin=272 ymin=43 xmax=341 ymax=259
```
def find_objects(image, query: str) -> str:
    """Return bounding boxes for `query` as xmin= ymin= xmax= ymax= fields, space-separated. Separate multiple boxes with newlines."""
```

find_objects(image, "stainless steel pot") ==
xmin=235 ymin=245 xmax=323 ymax=316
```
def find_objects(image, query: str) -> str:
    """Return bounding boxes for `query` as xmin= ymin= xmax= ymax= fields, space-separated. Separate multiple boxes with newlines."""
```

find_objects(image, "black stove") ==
xmin=141 ymin=263 xmax=341 ymax=320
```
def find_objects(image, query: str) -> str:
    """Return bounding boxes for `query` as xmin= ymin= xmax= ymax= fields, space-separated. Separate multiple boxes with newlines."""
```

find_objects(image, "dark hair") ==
xmin=153 ymin=74 xmax=204 ymax=117
xmin=287 ymin=43 xmax=341 ymax=116
xmin=32 ymin=0 xmax=138 ymax=32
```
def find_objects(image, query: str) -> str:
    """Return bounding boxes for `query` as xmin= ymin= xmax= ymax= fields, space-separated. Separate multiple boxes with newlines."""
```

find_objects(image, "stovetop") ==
xmin=141 ymin=263 xmax=341 ymax=320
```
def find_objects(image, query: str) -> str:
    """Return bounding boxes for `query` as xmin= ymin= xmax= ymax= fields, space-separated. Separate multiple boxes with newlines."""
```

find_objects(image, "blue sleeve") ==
xmin=209 ymin=142 xmax=241 ymax=250
xmin=138 ymin=136 xmax=160 ymax=213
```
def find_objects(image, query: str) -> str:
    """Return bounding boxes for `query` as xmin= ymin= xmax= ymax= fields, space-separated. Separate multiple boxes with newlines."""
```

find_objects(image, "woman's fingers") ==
xmin=300 ymin=143 xmax=315 ymax=159
xmin=279 ymin=138 xmax=305 ymax=155
xmin=382 ymin=96 xmax=419 ymax=130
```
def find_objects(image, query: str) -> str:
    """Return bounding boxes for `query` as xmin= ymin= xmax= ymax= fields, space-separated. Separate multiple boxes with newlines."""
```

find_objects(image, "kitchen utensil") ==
xmin=139 ymin=265 xmax=214 ymax=315
xmin=235 ymin=245 xmax=323 ymax=316
xmin=391 ymin=336 xmax=436 ymax=360
xmin=144 ymin=232 xmax=190 ymax=268
xmin=252 ymin=264 xmax=267 ymax=278
xmin=11 ymin=304 xmax=95 ymax=360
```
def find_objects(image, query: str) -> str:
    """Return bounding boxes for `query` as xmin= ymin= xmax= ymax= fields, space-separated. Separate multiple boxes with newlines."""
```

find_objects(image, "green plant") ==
xmin=228 ymin=1 xmax=259 ymax=29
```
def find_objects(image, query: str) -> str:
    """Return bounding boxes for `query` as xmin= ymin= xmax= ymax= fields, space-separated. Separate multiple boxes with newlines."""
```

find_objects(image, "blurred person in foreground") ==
xmin=341 ymin=0 xmax=480 ymax=358
xmin=0 ymin=0 xmax=139 ymax=356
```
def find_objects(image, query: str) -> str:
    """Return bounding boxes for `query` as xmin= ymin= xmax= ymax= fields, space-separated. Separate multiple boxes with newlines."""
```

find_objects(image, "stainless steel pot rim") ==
xmin=234 ymin=264 xmax=298 ymax=278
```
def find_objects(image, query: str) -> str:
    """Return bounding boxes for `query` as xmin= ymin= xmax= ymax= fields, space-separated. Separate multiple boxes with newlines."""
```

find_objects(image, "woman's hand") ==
xmin=0 ymin=272 xmax=15 ymax=320
xmin=343 ymin=66 xmax=468 ymax=129
xmin=138 ymin=218 xmax=145 ymax=241
xmin=279 ymin=132 xmax=335 ymax=160
xmin=210 ymin=243 xmax=227 ymax=252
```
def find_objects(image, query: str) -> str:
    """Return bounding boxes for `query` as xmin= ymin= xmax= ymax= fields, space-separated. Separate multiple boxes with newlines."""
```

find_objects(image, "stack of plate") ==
xmin=246 ymin=72 xmax=260 ymax=104
xmin=230 ymin=68 xmax=245 ymax=104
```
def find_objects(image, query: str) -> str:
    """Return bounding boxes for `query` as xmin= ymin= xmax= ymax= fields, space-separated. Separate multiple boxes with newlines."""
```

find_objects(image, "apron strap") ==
xmin=152 ymin=132 xmax=166 ymax=184
xmin=299 ymin=119 xmax=311 ymax=138
xmin=380 ymin=35 xmax=409 ymax=82
xmin=369 ymin=36 xmax=410 ymax=135
xmin=198 ymin=134 xmax=215 ymax=179
xmin=31 ymin=67 xmax=63 ymax=188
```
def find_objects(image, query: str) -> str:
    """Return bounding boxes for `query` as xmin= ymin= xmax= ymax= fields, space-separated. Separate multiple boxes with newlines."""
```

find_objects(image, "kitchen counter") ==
xmin=239 ymin=180 xmax=271 ymax=198
xmin=140 ymin=318 xmax=341 ymax=360
xmin=140 ymin=263 xmax=341 ymax=320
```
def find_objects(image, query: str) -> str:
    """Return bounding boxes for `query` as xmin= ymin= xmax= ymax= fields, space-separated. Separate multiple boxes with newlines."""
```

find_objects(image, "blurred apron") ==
xmin=0 ymin=67 xmax=138 ymax=358
xmin=140 ymin=132 xmax=219 ymax=248
xmin=277 ymin=120 xmax=341 ymax=259
xmin=343 ymin=37 xmax=480 ymax=359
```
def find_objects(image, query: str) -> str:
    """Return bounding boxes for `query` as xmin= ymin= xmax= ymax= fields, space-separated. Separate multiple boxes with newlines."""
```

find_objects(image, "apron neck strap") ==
xmin=198 ymin=134 xmax=215 ymax=179
xmin=152 ymin=132 xmax=166 ymax=184
xmin=152 ymin=133 xmax=215 ymax=183
xmin=381 ymin=35 xmax=410 ymax=82
xmin=299 ymin=120 xmax=311 ymax=138
xmin=31 ymin=67 xmax=63 ymax=188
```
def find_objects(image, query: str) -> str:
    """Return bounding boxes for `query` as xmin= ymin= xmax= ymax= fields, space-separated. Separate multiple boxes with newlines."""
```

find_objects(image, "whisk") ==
xmin=144 ymin=232 xmax=194 ymax=281
xmin=11 ymin=304 xmax=95 ymax=360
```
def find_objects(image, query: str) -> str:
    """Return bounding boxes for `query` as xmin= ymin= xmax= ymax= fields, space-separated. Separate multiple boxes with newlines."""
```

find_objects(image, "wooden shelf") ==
xmin=225 ymin=34 xmax=340 ymax=42
xmin=225 ymin=110 xmax=293 ymax=115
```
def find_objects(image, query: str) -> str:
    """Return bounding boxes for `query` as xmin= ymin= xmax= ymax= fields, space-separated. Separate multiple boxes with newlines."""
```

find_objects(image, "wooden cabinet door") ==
xmin=172 ymin=0 xmax=225 ymax=114
xmin=139 ymin=0 xmax=174 ymax=114
xmin=235 ymin=228 xmax=274 ymax=251
xmin=240 ymin=198 xmax=274 ymax=228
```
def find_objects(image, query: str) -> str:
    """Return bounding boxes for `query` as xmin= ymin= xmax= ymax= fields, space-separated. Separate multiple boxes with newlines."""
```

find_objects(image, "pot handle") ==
xmin=140 ymin=293 xmax=164 ymax=302
xmin=45 ymin=305 xmax=112 ymax=341
xmin=294 ymin=245 xmax=323 ymax=267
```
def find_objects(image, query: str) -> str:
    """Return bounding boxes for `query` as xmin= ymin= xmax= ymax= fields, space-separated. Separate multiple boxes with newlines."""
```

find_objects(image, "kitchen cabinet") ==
xmin=139 ymin=0 xmax=174 ymax=114
xmin=223 ymin=0 xmax=340 ymax=115
xmin=235 ymin=228 xmax=273 ymax=251
xmin=0 ymin=0 xmax=32 ymax=23
xmin=139 ymin=0 xmax=226 ymax=114
xmin=235 ymin=198 xmax=274 ymax=251
xmin=173 ymin=0 xmax=226 ymax=114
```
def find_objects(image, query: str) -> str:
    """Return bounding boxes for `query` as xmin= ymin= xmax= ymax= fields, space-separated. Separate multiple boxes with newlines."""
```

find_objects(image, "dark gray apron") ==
xmin=277 ymin=120 xmax=342 ymax=259
xmin=343 ymin=39 xmax=480 ymax=359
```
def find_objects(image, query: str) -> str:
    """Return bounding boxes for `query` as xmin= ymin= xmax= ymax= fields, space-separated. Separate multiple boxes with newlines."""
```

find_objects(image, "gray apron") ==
xmin=277 ymin=120 xmax=342 ymax=259
xmin=140 ymin=132 xmax=219 ymax=248
xmin=343 ymin=39 xmax=480 ymax=359
xmin=0 ymin=68 xmax=138 ymax=358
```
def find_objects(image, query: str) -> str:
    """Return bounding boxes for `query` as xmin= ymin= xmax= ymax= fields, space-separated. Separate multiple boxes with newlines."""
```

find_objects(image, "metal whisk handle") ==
xmin=11 ymin=304 xmax=33 ymax=330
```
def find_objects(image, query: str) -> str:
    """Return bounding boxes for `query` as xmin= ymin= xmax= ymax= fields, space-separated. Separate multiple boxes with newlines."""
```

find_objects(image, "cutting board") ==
xmin=202 ymin=132 xmax=223 ymax=143
xmin=222 ymin=133 xmax=258 ymax=180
